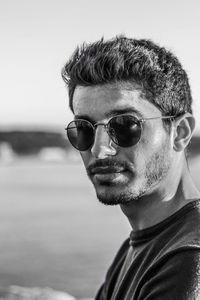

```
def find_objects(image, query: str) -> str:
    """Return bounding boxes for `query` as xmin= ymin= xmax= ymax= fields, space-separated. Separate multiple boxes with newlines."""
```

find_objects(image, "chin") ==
xmin=90 ymin=173 xmax=138 ymax=205
xmin=95 ymin=185 xmax=140 ymax=206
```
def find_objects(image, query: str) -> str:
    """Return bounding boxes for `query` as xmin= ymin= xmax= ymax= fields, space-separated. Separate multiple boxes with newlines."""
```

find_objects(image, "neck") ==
xmin=120 ymin=163 xmax=200 ymax=232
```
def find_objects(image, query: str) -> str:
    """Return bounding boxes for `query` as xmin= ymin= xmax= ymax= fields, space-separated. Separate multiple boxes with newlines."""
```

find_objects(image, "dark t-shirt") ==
xmin=95 ymin=200 xmax=200 ymax=300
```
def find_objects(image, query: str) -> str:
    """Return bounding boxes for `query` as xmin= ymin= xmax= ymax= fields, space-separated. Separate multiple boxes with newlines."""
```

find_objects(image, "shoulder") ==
xmin=106 ymin=237 xmax=130 ymax=275
xmin=95 ymin=238 xmax=130 ymax=300
xmin=165 ymin=200 xmax=200 ymax=251
xmin=138 ymin=250 xmax=200 ymax=300
xmin=136 ymin=199 xmax=200 ymax=272
xmin=138 ymin=200 xmax=200 ymax=299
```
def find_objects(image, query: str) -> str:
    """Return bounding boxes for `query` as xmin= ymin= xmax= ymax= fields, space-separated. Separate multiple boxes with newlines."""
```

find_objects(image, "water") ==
xmin=0 ymin=156 xmax=200 ymax=299
xmin=0 ymin=158 xmax=130 ymax=299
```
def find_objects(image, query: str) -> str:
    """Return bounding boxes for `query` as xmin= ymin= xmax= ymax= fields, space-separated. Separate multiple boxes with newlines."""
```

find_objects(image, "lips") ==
xmin=87 ymin=158 xmax=131 ymax=182
xmin=90 ymin=166 xmax=125 ymax=175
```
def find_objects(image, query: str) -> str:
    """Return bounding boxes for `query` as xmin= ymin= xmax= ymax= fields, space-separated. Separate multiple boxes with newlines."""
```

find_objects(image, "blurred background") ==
xmin=0 ymin=0 xmax=200 ymax=299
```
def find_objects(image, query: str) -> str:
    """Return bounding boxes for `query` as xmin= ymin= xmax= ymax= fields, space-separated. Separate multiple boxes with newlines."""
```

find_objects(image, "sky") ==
xmin=0 ymin=0 xmax=200 ymax=135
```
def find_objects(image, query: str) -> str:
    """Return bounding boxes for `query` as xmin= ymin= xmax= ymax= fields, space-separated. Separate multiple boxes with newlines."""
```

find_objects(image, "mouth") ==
xmin=87 ymin=159 xmax=132 ymax=186
xmin=90 ymin=167 xmax=128 ymax=184
xmin=90 ymin=166 xmax=125 ymax=175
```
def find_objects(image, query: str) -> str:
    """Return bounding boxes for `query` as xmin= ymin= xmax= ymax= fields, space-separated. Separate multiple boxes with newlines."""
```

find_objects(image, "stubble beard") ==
xmin=92 ymin=144 xmax=171 ymax=206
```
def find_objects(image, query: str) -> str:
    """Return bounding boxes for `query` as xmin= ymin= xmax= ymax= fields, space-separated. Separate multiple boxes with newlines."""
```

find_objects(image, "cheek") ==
xmin=124 ymin=131 xmax=169 ymax=170
xmin=141 ymin=124 xmax=170 ymax=152
xmin=123 ymin=145 xmax=146 ymax=170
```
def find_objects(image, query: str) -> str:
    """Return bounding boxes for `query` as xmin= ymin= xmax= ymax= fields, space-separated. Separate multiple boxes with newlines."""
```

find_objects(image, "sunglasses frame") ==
xmin=65 ymin=114 xmax=176 ymax=151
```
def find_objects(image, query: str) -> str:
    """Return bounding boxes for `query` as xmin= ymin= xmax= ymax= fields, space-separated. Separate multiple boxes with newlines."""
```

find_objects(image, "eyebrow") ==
xmin=74 ymin=114 xmax=95 ymax=123
xmin=105 ymin=108 xmax=144 ymax=118
xmin=74 ymin=108 xmax=144 ymax=122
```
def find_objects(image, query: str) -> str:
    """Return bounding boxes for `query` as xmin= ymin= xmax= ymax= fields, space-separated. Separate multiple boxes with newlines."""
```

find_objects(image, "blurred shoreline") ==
xmin=0 ymin=128 xmax=199 ymax=165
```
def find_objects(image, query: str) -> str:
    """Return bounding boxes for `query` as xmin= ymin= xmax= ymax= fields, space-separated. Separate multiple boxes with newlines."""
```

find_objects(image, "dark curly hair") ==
xmin=61 ymin=35 xmax=192 ymax=117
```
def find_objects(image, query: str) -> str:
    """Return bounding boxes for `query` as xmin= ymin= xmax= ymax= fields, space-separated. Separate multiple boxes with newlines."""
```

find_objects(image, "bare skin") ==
xmin=72 ymin=83 xmax=200 ymax=231
xmin=120 ymin=164 xmax=200 ymax=230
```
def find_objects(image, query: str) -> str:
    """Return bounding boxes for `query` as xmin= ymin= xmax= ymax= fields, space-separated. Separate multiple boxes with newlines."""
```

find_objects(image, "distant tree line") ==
xmin=0 ymin=130 xmax=199 ymax=156
xmin=0 ymin=130 xmax=70 ymax=155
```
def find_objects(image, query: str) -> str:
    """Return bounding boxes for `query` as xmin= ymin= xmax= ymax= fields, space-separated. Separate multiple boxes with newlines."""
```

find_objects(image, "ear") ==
xmin=173 ymin=113 xmax=195 ymax=152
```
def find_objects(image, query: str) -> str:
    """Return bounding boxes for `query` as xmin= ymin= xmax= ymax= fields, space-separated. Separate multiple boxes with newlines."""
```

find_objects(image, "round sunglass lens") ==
xmin=67 ymin=120 xmax=94 ymax=151
xmin=109 ymin=115 xmax=141 ymax=147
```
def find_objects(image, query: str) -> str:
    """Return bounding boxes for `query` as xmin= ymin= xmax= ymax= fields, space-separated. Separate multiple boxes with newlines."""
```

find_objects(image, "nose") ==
xmin=91 ymin=125 xmax=117 ymax=159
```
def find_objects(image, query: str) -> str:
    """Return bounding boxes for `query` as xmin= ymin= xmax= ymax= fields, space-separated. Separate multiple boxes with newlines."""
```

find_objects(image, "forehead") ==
xmin=73 ymin=83 xmax=161 ymax=119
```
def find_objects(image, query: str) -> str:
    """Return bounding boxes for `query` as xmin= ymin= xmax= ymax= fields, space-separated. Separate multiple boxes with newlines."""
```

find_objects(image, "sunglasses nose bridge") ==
xmin=91 ymin=123 xmax=117 ymax=159
xmin=93 ymin=122 xmax=112 ymax=140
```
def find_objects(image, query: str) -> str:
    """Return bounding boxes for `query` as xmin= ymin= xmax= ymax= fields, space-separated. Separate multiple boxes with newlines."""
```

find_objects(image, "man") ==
xmin=62 ymin=36 xmax=200 ymax=299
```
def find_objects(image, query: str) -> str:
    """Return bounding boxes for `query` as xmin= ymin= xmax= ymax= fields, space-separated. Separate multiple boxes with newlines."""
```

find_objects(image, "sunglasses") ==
xmin=65 ymin=114 xmax=175 ymax=151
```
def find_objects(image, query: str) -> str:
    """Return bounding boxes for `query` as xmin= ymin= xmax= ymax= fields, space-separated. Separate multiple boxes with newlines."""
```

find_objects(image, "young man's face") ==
xmin=72 ymin=83 xmax=174 ymax=205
